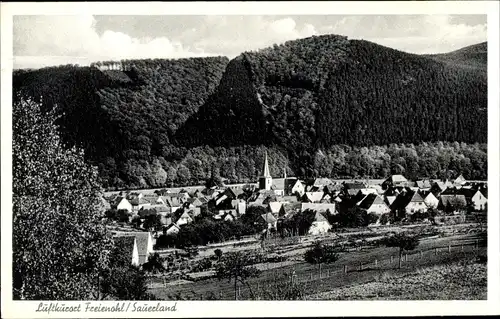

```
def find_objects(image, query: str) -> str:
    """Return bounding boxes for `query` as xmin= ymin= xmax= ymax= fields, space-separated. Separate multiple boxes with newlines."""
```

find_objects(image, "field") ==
xmin=147 ymin=224 xmax=487 ymax=300
xmin=308 ymin=257 xmax=487 ymax=300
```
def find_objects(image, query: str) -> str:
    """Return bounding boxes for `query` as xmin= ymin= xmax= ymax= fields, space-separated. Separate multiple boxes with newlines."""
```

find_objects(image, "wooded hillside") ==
xmin=13 ymin=35 xmax=488 ymax=189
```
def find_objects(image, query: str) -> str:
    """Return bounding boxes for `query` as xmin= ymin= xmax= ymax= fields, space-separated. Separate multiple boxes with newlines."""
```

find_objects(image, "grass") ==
xmin=308 ymin=256 xmax=487 ymax=300
xmin=148 ymin=231 xmax=486 ymax=300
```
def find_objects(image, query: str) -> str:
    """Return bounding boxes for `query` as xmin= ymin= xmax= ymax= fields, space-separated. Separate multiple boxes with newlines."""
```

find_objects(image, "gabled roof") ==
xmin=148 ymin=204 xmax=170 ymax=214
xmin=166 ymin=223 xmax=180 ymax=232
xmin=343 ymin=182 xmax=366 ymax=190
xmin=409 ymin=191 xmax=425 ymax=203
xmin=479 ymin=188 xmax=488 ymax=199
xmin=416 ymin=180 xmax=433 ymax=189
xmin=114 ymin=232 xmax=151 ymax=264
xmin=187 ymin=207 xmax=201 ymax=218
xmin=285 ymin=178 xmax=302 ymax=192
xmin=358 ymin=193 xmax=385 ymax=210
xmin=390 ymin=191 xmax=414 ymax=210
xmin=313 ymin=211 xmax=328 ymax=223
xmin=440 ymin=194 xmax=467 ymax=206
xmin=305 ymin=191 xmax=324 ymax=203
xmin=454 ymin=174 xmax=466 ymax=185
xmin=384 ymin=187 xmax=400 ymax=196
xmin=388 ymin=175 xmax=408 ymax=183
xmin=324 ymin=183 xmax=342 ymax=194
xmin=166 ymin=197 xmax=182 ymax=208
xmin=313 ymin=178 xmax=333 ymax=187
xmin=261 ymin=212 xmax=277 ymax=224
xmin=268 ymin=202 xmax=283 ymax=214
xmin=279 ymin=203 xmax=300 ymax=217
xmin=347 ymin=189 xmax=359 ymax=196
xmin=113 ymin=236 xmax=136 ymax=264
xmin=178 ymin=210 xmax=193 ymax=220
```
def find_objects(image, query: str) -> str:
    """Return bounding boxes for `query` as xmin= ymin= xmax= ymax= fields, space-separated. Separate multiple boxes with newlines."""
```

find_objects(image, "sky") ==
xmin=13 ymin=14 xmax=487 ymax=69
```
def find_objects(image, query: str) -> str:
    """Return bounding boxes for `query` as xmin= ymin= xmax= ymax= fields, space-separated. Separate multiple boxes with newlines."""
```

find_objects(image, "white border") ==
xmin=1 ymin=1 xmax=499 ymax=318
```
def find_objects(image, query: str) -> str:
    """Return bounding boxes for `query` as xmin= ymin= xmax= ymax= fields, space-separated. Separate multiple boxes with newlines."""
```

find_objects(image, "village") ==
xmin=104 ymin=153 xmax=487 ymax=284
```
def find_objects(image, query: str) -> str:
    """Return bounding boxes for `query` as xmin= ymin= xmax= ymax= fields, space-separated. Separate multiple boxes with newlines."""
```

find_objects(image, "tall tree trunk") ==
xmin=398 ymin=249 xmax=403 ymax=269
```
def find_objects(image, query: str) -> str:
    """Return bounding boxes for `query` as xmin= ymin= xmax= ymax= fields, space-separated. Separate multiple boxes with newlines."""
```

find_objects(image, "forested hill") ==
xmin=13 ymin=57 xmax=229 ymax=187
xmin=424 ymin=42 xmax=487 ymax=70
xmin=176 ymin=35 xmax=487 ymax=175
xmin=13 ymin=36 xmax=488 ymax=189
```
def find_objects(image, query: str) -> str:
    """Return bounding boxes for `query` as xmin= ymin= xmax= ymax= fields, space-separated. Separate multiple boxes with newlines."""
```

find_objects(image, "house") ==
xmin=300 ymin=203 xmax=336 ymax=215
xmin=187 ymin=207 xmax=201 ymax=219
xmin=176 ymin=210 xmax=193 ymax=226
xmin=234 ymin=199 xmax=247 ymax=215
xmin=285 ymin=179 xmax=305 ymax=197
xmin=382 ymin=175 xmax=408 ymax=190
xmin=307 ymin=211 xmax=332 ymax=235
xmin=357 ymin=193 xmax=391 ymax=215
xmin=405 ymin=191 xmax=428 ymax=214
xmin=471 ymin=189 xmax=487 ymax=211
xmin=130 ymin=197 xmax=152 ymax=212
xmin=147 ymin=204 xmax=170 ymax=214
xmin=164 ymin=197 xmax=182 ymax=213
xmin=213 ymin=209 xmax=237 ymax=220
xmin=324 ymin=183 xmax=342 ymax=196
xmin=303 ymin=191 xmax=324 ymax=203
xmin=454 ymin=174 xmax=467 ymax=186
xmin=223 ymin=211 xmax=239 ymax=222
xmin=383 ymin=187 xmax=399 ymax=206
xmin=268 ymin=202 xmax=283 ymax=215
xmin=185 ymin=197 xmax=203 ymax=208
xmin=422 ymin=191 xmax=439 ymax=209
xmin=312 ymin=178 xmax=333 ymax=188
xmin=430 ymin=181 xmax=449 ymax=197
xmin=113 ymin=236 xmax=140 ymax=267
xmin=416 ymin=180 xmax=433 ymax=190
xmin=114 ymin=232 xmax=153 ymax=265
xmin=160 ymin=214 xmax=173 ymax=226
xmin=260 ymin=212 xmax=278 ymax=230
xmin=113 ymin=196 xmax=133 ymax=213
xmin=142 ymin=194 xmax=160 ymax=205
xmin=279 ymin=203 xmax=301 ymax=218
xmin=390 ymin=190 xmax=427 ymax=216
xmin=438 ymin=194 xmax=467 ymax=213
xmin=165 ymin=223 xmax=180 ymax=236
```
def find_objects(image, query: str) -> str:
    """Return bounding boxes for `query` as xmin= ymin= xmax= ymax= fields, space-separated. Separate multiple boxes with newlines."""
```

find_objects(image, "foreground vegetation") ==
xmin=308 ymin=256 xmax=487 ymax=300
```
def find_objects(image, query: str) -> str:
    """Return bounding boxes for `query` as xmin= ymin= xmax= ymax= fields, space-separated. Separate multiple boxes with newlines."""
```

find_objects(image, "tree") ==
xmin=142 ymin=214 xmax=162 ymax=232
xmin=176 ymin=164 xmax=191 ymax=186
xmin=215 ymin=251 xmax=261 ymax=300
xmin=142 ymin=253 xmax=166 ymax=274
xmin=382 ymin=233 xmax=419 ymax=269
xmin=12 ymin=97 xmax=113 ymax=300
xmin=214 ymin=248 xmax=223 ymax=262
xmin=166 ymin=166 xmax=177 ymax=187
xmin=100 ymin=239 xmax=156 ymax=300
xmin=303 ymin=241 xmax=339 ymax=276
xmin=116 ymin=209 xmax=131 ymax=223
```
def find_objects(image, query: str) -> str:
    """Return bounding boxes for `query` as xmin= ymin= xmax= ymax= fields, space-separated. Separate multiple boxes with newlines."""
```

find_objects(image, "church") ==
xmin=258 ymin=152 xmax=305 ymax=197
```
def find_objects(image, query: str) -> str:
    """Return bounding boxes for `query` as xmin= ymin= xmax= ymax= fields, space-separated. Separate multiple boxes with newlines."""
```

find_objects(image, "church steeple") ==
xmin=263 ymin=152 xmax=271 ymax=178
xmin=259 ymin=152 xmax=272 ymax=190
xmin=283 ymin=166 xmax=287 ymax=179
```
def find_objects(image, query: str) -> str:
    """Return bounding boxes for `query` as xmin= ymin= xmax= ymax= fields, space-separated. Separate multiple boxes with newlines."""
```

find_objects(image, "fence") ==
xmin=148 ymin=237 xmax=485 ymax=300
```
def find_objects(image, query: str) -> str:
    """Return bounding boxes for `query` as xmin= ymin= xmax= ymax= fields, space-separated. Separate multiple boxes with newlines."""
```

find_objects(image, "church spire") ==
xmin=283 ymin=166 xmax=287 ymax=179
xmin=263 ymin=152 xmax=271 ymax=178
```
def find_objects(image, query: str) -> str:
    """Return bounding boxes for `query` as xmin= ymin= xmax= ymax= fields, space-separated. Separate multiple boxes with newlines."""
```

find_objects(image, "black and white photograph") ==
xmin=1 ymin=1 xmax=499 ymax=318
